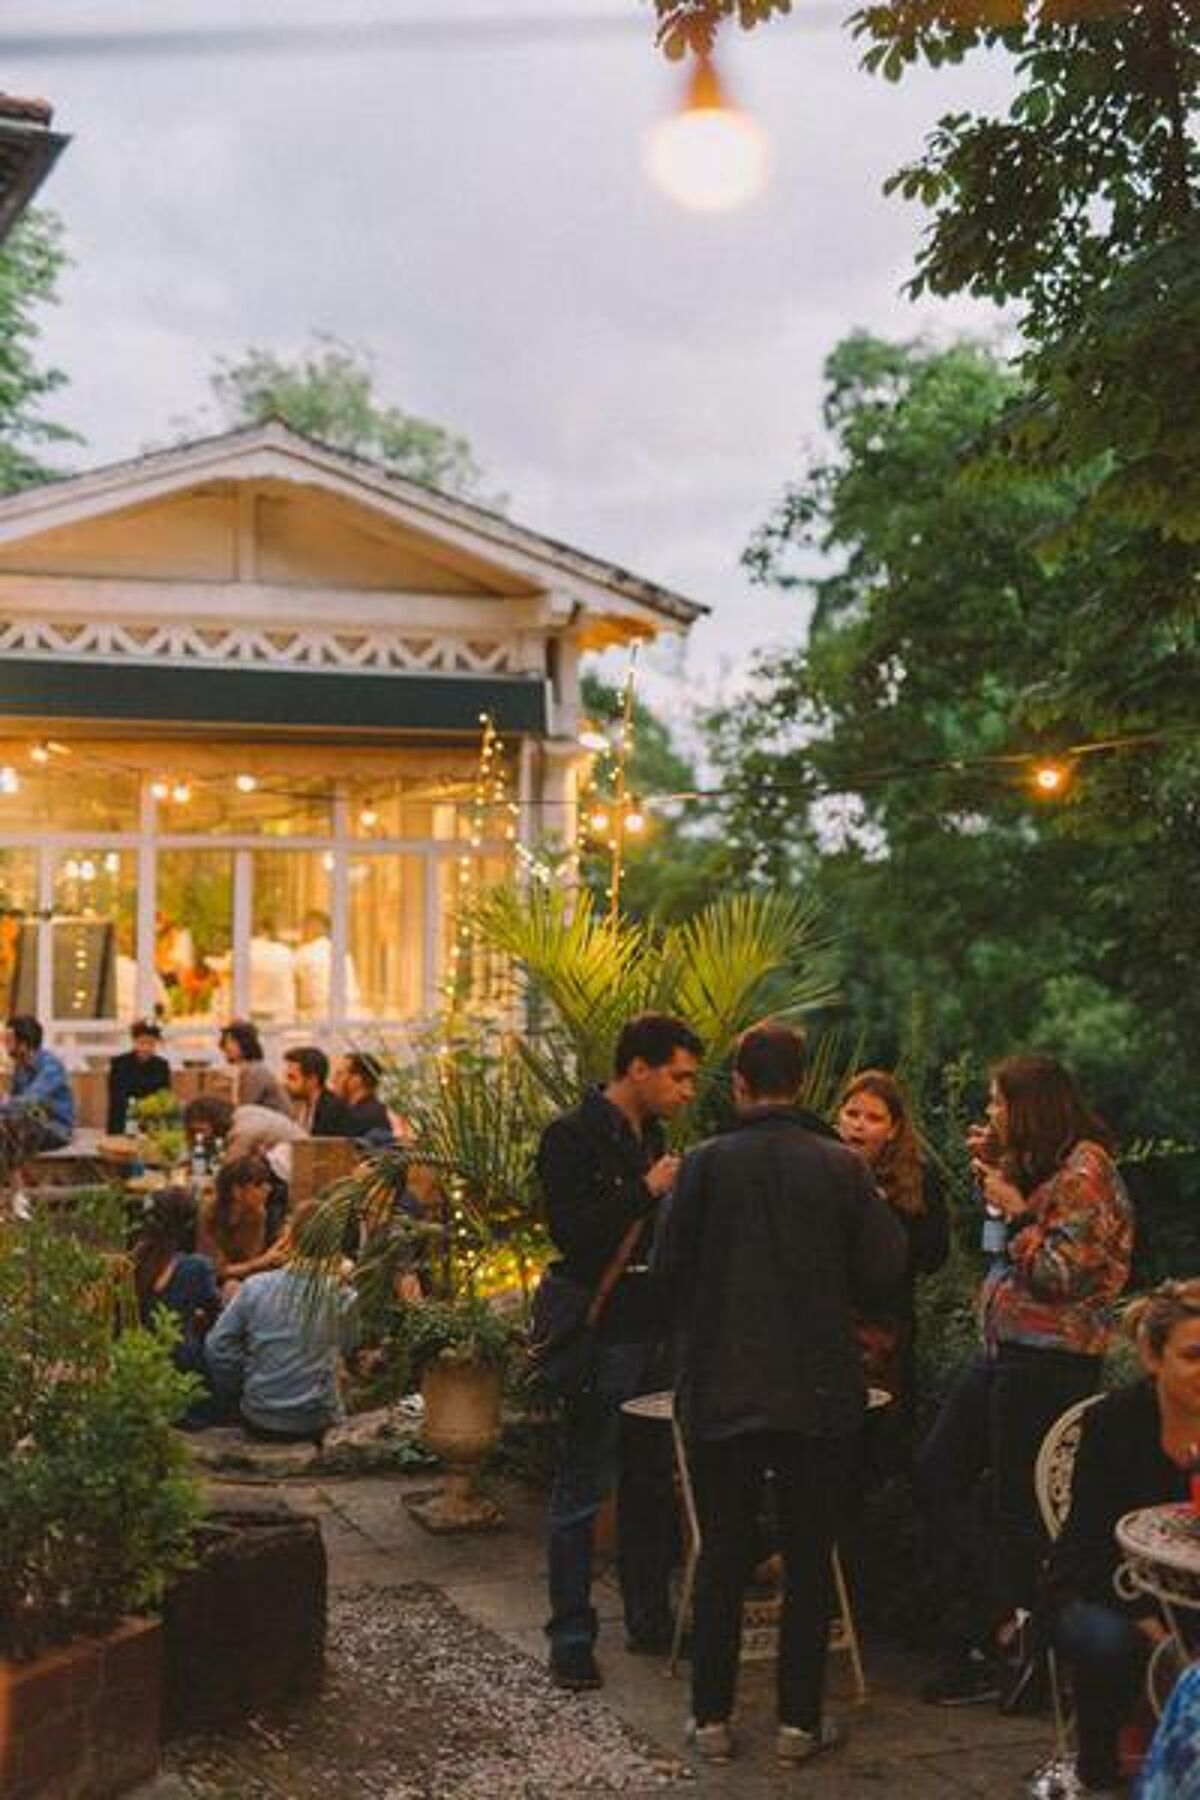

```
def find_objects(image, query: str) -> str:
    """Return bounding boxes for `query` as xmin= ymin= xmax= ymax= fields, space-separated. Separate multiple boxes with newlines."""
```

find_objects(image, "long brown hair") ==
xmin=131 ymin=1186 xmax=198 ymax=1312
xmin=840 ymin=1068 xmax=925 ymax=1218
xmin=992 ymin=1055 xmax=1113 ymax=1193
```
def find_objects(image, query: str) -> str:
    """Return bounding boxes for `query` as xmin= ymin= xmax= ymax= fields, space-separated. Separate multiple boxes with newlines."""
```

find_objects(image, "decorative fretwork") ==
xmin=0 ymin=617 xmax=514 ymax=675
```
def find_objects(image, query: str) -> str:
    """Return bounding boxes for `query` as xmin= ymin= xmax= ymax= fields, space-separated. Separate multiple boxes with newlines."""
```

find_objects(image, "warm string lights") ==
xmin=574 ymin=644 xmax=651 ymax=916
xmin=444 ymin=713 xmax=523 ymax=1013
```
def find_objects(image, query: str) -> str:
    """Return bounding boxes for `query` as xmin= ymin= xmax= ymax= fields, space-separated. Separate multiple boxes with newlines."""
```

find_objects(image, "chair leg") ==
xmin=831 ymin=1544 xmax=867 ymax=1702
xmin=669 ymin=1414 xmax=700 ymax=1679
xmin=1047 ymin=1645 xmax=1070 ymax=1760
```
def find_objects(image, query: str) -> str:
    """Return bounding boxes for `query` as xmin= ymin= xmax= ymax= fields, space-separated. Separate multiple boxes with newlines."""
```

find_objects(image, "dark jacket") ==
xmin=107 ymin=1050 xmax=172 ymax=1135
xmin=656 ymin=1106 xmax=908 ymax=1441
xmin=310 ymin=1088 xmax=355 ymax=1138
xmin=1046 ymin=1378 xmax=1188 ymax=1620
xmin=537 ymin=1085 xmax=667 ymax=1343
xmin=342 ymin=1096 xmax=394 ymax=1141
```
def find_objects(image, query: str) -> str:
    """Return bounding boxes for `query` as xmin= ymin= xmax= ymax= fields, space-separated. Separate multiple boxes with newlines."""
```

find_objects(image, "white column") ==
xmin=135 ymin=776 xmax=157 ymax=1020
xmin=329 ymin=785 xmax=348 ymax=1033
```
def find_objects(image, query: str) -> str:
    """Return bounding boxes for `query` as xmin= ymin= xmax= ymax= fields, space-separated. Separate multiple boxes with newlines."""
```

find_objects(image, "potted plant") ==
xmin=0 ymin=1212 xmax=202 ymax=1799
xmin=397 ymin=1295 xmax=516 ymax=1532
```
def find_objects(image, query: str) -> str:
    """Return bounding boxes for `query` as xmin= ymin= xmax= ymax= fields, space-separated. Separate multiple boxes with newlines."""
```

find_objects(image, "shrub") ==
xmin=0 ymin=1215 xmax=202 ymax=1660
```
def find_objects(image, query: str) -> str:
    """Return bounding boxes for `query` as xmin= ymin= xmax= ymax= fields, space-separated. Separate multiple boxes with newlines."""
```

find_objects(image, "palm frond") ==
xmin=799 ymin=1024 xmax=868 ymax=1124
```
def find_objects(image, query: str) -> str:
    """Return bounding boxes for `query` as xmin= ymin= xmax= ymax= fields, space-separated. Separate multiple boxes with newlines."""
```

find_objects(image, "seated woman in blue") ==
xmin=1045 ymin=1279 xmax=1200 ymax=1796
xmin=131 ymin=1185 xmax=221 ymax=1374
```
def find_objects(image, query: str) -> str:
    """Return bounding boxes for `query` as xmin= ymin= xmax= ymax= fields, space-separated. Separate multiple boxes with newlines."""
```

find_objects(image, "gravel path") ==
xmin=163 ymin=1583 xmax=692 ymax=1798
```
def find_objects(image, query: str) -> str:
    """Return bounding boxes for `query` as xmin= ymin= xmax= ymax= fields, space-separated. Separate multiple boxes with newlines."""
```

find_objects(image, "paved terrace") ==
xmin=140 ymin=1466 xmax=1051 ymax=1799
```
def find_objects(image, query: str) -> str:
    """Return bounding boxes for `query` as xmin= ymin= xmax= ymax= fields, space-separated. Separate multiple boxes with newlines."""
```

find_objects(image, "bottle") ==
xmin=981 ymin=1202 xmax=1008 ymax=1259
xmin=124 ymin=1096 xmax=139 ymax=1139
xmin=190 ymin=1135 xmax=208 ymax=1185
xmin=212 ymin=1133 xmax=226 ymax=1171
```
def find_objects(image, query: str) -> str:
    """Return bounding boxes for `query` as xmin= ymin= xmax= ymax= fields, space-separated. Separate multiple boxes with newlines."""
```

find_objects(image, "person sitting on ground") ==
xmin=0 ymin=1013 xmax=75 ymax=1150
xmin=130 ymin=1185 xmax=221 ymax=1372
xmin=107 ymin=1016 xmax=172 ymax=1136
xmin=202 ymin=1199 xmax=358 ymax=1444
xmin=283 ymin=1045 xmax=353 ymax=1137
xmin=1041 ymin=1279 xmax=1200 ymax=1797
xmin=218 ymin=1020 xmax=290 ymax=1116
xmin=332 ymin=1052 xmax=395 ymax=1144
xmin=196 ymin=1152 xmax=288 ymax=1292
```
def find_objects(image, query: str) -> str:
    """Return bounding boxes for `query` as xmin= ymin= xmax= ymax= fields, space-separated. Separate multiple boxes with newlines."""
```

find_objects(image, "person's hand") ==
xmin=1136 ymin=1615 xmax=1169 ymax=1647
xmin=966 ymin=1122 xmax=1000 ymax=1163
xmin=644 ymin=1154 xmax=681 ymax=1199
xmin=972 ymin=1160 xmax=1025 ymax=1219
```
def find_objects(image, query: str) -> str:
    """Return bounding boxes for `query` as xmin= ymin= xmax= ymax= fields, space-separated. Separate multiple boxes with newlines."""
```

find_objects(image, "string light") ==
xmin=235 ymin=772 xmax=258 ymax=793
xmin=29 ymin=743 xmax=50 ymax=765
xmin=1031 ymin=760 xmax=1071 ymax=796
xmin=170 ymin=781 xmax=192 ymax=804
xmin=150 ymin=779 xmax=170 ymax=801
xmin=578 ymin=724 xmax=611 ymax=754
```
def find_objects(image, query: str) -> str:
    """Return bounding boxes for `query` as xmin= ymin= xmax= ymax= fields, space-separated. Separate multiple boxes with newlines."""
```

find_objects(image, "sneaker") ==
xmin=776 ymin=1719 xmax=844 ymax=1764
xmin=549 ymin=1643 xmax=602 ymax=1691
xmin=922 ymin=1650 xmax=1002 ymax=1706
xmin=686 ymin=1719 xmax=734 ymax=1763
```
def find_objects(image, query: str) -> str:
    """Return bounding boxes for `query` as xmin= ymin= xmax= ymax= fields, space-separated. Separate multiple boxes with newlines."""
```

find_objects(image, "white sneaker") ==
xmin=686 ymin=1719 xmax=735 ymax=1763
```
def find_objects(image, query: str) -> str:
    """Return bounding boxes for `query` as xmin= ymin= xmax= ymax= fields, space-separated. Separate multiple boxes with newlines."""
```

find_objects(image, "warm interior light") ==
xmin=645 ymin=54 xmax=770 ymax=214
xmin=625 ymin=804 xmax=647 ymax=836
xmin=29 ymin=742 xmax=50 ymax=765
xmin=588 ymin=809 xmax=611 ymax=835
xmin=0 ymin=766 xmax=19 ymax=795
xmin=235 ymin=773 xmax=258 ymax=794
xmin=359 ymin=807 xmax=379 ymax=829
xmin=578 ymin=725 xmax=611 ymax=754
xmin=171 ymin=781 xmax=192 ymax=804
xmin=1032 ymin=761 xmax=1069 ymax=795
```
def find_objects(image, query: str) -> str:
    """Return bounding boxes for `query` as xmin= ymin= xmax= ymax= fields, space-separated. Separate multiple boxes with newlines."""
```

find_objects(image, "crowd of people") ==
xmin=536 ymin=1011 xmax=1195 ymax=1797
xmin=6 ymin=999 xmax=1197 ymax=1794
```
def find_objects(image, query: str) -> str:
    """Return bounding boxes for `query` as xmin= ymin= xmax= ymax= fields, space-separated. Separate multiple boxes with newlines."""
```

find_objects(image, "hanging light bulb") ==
xmin=150 ymin=779 xmax=170 ymax=802
xmin=1031 ymin=760 xmax=1071 ymax=797
xmin=645 ymin=53 xmax=770 ymax=214
xmin=29 ymin=742 xmax=50 ymax=766
xmin=235 ymin=773 xmax=258 ymax=794
xmin=578 ymin=723 xmax=611 ymax=754
xmin=171 ymin=781 xmax=192 ymax=805
xmin=625 ymin=800 xmax=647 ymax=836
xmin=359 ymin=806 xmax=379 ymax=830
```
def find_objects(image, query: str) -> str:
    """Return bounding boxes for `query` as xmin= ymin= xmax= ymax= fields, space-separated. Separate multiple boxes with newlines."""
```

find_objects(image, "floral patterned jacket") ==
xmin=980 ymin=1139 xmax=1133 ymax=1358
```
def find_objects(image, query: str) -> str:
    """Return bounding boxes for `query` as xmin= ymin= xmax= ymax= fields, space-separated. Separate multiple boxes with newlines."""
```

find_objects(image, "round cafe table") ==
xmin=621 ymin=1386 xmax=891 ymax=1692
xmin=1115 ymin=1504 xmax=1200 ymax=1712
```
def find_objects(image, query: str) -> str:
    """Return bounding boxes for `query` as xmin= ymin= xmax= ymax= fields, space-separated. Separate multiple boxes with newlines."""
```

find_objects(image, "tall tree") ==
xmin=0 ymin=211 xmax=77 ymax=492
xmin=196 ymin=334 xmax=496 ymax=503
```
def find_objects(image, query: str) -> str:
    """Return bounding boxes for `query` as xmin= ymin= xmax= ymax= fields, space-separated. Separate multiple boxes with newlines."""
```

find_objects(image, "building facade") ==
xmin=0 ymin=424 xmax=702 ymax=1057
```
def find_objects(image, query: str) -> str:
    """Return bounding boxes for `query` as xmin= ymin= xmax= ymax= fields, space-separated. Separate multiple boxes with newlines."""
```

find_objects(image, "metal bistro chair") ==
xmin=620 ymin=1388 xmax=876 ymax=1700
xmin=1029 ymin=1392 xmax=1106 ymax=1792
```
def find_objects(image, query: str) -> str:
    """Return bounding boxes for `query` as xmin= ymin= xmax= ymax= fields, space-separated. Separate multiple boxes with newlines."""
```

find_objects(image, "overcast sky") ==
xmin=3 ymin=1 xmax=1013 ymax=708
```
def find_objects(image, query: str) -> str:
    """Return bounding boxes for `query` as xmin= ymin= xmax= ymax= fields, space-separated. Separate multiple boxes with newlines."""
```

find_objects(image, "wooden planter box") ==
xmin=0 ymin=1616 xmax=162 ymax=1800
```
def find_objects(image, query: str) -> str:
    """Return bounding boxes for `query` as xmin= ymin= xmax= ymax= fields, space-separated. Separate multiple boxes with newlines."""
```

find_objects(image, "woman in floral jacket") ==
xmin=917 ymin=1055 xmax=1134 ymax=1709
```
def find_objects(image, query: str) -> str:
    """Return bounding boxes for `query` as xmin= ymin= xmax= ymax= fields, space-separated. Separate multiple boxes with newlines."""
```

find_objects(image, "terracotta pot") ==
xmin=409 ymin=1356 xmax=504 ymax=1532
xmin=0 ymin=1615 xmax=161 ymax=1800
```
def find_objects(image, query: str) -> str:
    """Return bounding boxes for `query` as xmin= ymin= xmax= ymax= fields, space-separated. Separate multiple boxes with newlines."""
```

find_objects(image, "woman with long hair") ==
xmin=131 ymin=1185 xmax=220 ymax=1370
xmin=1046 ymin=1280 xmax=1200 ymax=1795
xmin=218 ymin=1020 xmax=290 ymax=1115
xmin=196 ymin=1152 xmax=287 ymax=1292
xmin=917 ymin=1055 xmax=1134 ymax=1709
xmin=838 ymin=1069 xmax=949 ymax=1408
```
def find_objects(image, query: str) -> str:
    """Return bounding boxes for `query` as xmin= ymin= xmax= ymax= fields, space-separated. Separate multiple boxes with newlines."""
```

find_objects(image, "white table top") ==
xmin=621 ymin=1386 xmax=893 ymax=1422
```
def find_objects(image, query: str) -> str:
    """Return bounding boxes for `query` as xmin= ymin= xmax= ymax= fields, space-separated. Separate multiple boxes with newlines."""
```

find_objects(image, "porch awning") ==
xmin=0 ymin=658 xmax=548 ymax=735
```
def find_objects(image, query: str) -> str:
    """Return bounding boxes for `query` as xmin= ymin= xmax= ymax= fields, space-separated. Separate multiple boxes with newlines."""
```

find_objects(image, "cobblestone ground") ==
xmin=138 ymin=1471 xmax=1053 ymax=1798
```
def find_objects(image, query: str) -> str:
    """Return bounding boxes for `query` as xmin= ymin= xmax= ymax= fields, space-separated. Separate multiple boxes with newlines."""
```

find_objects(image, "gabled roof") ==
xmin=0 ymin=94 xmax=68 ymax=243
xmin=0 ymin=421 xmax=707 ymax=633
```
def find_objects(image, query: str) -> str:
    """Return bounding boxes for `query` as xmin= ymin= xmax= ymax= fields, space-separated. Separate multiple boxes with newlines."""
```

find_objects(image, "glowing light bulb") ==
xmin=150 ymin=780 xmax=170 ymax=801
xmin=171 ymin=782 xmax=191 ymax=805
xmin=578 ymin=725 xmax=611 ymax=754
xmin=0 ymin=766 xmax=19 ymax=795
xmin=645 ymin=55 xmax=770 ymax=214
xmin=29 ymin=743 xmax=50 ymax=766
xmin=589 ymin=809 xmax=611 ymax=835
xmin=1032 ymin=761 xmax=1069 ymax=796
xmin=625 ymin=805 xmax=647 ymax=836
xmin=235 ymin=773 xmax=258 ymax=794
xmin=359 ymin=807 xmax=379 ymax=829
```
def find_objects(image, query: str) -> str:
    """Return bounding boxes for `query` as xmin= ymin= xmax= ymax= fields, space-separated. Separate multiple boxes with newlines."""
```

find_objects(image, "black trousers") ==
xmin=690 ymin=1430 xmax=840 ymax=1729
xmin=915 ymin=1344 xmax=1101 ymax=1656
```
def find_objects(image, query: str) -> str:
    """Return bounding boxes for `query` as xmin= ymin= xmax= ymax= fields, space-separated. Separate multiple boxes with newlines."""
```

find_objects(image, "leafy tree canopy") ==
xmin=0 ymin=210 xmax=78 ymax=493
xmin=194 ymin=333 xmax=498 ymax=504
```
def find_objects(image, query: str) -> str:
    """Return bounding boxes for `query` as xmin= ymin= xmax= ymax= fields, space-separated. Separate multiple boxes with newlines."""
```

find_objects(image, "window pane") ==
xmin=350 ymin=751 xmax=514 ymax=842
xmin=51 ymin=849 xmax=136 ymax=1021
xmin=0 ymin=849 xmax=38 ymax=1015
xmin=157 ymin=850 xmax=233 ymax=1020
xmin=153 ymin=775 xmax=331 ymax=838
xmin=252 ymin=850 xmax=331 ymax=1024
xmin=347 ymin=855 xmax=425 ymax=1019
xmin=0 ymin=758 xmax=138 ymax=831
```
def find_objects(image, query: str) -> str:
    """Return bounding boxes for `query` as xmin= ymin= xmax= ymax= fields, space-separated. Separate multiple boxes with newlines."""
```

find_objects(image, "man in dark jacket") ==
xmin=282 ymin=1046 xmax=353 ymax=1137
xmin=656 ymin=1023 xmax=906 ymax=1765
xmin=107 ymin=1017 xmax=172 ymax=1134
xmin=538 ymin=1011 xmax=703 ymax=1692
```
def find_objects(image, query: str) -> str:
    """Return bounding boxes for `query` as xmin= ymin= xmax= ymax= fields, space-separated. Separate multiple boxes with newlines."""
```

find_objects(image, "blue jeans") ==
xmin=1053 ymin=1600 xmax=1146 ymax=1789
xmin=546 ymin=1339 xmax=675 ymax=1653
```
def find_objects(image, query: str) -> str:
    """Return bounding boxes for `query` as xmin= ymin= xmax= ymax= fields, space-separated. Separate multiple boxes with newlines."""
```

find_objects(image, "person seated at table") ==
xmin=107 ymin=1016 xmax=172 ymax=1135
xmin=0 ymin=1013 xmax=75 ymax=1151
xmin=1042 ymin=1278 xmax=1200 ymax=1797
xmin=203 ymin=1200 xmax=359 ymax=1445
xmin=196 ymin=1152 xmax=288 ymax=1293
xmin=332 ymin=1052 xmax=395 ymax=1144
xmin=131 ymin=1185 xmax=220 ymax=1368
xmin=283 ymin=1046 xmax=353 ymax=1137
xmin=184 ymin=1093 xmax=305 ymax=1167
xmin=218 ymin=1020 xmax=290 ymax=1116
